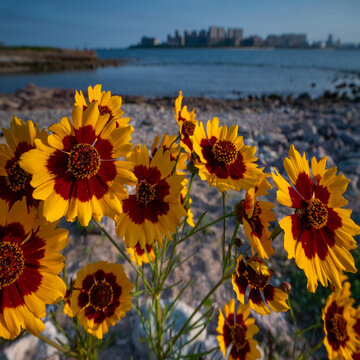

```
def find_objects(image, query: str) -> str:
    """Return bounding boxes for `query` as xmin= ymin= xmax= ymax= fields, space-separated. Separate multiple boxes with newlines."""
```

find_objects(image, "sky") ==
xmin=1 ymin=0 xmax=360 ymax=49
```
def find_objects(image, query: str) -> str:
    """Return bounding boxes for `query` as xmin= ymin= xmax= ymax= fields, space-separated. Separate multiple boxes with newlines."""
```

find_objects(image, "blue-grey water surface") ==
xmin=1 ymin=48 xmax=360 ymax=98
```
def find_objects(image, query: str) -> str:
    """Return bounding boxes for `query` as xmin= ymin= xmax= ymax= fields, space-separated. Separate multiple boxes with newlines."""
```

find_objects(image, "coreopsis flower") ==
xmin=151 ymin=133 xmax=194 ymax=227
xmin=20 ymin=102 xmax=137 ymax=226
xmin=180 ymin=178 xmax=195 ymax=227
xmin=237 ymin=172 xmax=276 ymax=259
xmin=75 ymin=84 xmax=130 ymax=128
xmin=0 ymin=116 xmax=47 ymax=210
xmin=70 ymin=261 xmax=133 ymax=339
xmin=232 ymin=255 xmax=289 ymax=315
xmin=353 ymin=305 xmax=360 ymax=359
xmin=192 ymin=117 xmax=261 ymax=192
xmin=63 ymin=280 xmax=75 ymax=318
xmin=151 ymin=133 xmax=187 ymax=171
xmin=323 ymin=281 xmax=360 ymax=359
xmin=216 ymin=299 xmax=261 ymax=360
xmin=174 ymin=91 xmax=198 ymax=154
xmin=115 ymin=145 xmax=187 ymax=248
xmin=126 ymin=242 xmax=155 ymax=266
xmin=272 ymin=145 xmax=360 ymax=292
xmin=0 ymin=199 xmax=68 ymax=339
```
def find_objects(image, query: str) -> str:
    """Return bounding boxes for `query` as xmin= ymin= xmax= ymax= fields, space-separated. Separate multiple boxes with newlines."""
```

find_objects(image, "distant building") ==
xmin=241 ymin=35 xmax=263 ymax=47
xmin=208 ymin=26 xmax=226 ymax=46
xmin=184 ymin=29 xmax=207 ymax=46
xmin=140 ymin=36 xmax=159 ymax=47
xmin=167 ymin=31 xmax=184 ymax=47
xmin=326 ymin=34 xmax=335 ymax=48
xmin=226 ymin=28 xmax=243 ymax=46
xmin=264 ymin=33 xmax=307 ymax=48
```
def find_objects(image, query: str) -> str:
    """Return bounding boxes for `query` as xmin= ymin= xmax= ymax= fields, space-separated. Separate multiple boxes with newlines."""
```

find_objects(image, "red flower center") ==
xmin=212 ymin=139 xmax=237 ymax=165
xmin=251 ymin=203 xmax=261 ymax=219
xmin=136 ymin=180 xmax=156 ymax=204
xmin=244 ymin=259 xmax=272 ymax=290
xmin=98 ymin=105 xmax=114 ymax=121
xmin=0 ymin=242 xmax=25 ymax=288
xmin=135 ymin=243 xmax=153 ymax=256
xmin=330 ymin=313 xmax=348 ymax=342
xmin=89 ymin=281 xmax=113 ymax=311
xmin=230 ymin=323 xmax=247 ymax=351
xmin=306 ymin=198 xmax=328 ymax=229
xmin=68 ymin=143 xmax=101 ymax=179
xmin=6 ymin=162 xmax=30 ymax=192
xmin=182 ymin=121 xmax=195 ymax=136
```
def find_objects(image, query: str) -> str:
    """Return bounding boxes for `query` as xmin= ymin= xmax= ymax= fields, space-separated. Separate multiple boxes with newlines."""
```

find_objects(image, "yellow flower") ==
xmin=352 ymin=304 xmax=360 ymax=359
xmin=0 ymin=116 xmax=47 ymax=209
xmin=174 ymin=91 xmax=198 ymax=154
xmin=70 ymin=261 xmax=133 ymax=339
xmin=180 ymin=178 xmax=195 ymax=227
xmin=272 ymin=145 xmax=360 ymax=292
xmin=240 ymin=172 xmax=276 ymax=259
xmin=115 ymin=145 xmax=186 ymax=248
xmin=126 ymin=241 xmax=155 ymax=266
xmin=323 ymin=281 xmax=360 ymax=359
xmin=192 ymin=117 xmax=261 ymax=192
xmin=151 ymin=133 xmax=194 ymax=227
xmin=0 ymin=199 xmax=68 ymax=339
xmin=20 ymin=102 xmax=137 ymax=226
xmin=75 ymin=84 xmax=131 ymax=128
xmin=217 ymin=299 xmax=261 ymax=360
xmin=150 ymin=133 xmax=187 ymax=171
xmin=232 ymin=255 xmax=289 ymax=315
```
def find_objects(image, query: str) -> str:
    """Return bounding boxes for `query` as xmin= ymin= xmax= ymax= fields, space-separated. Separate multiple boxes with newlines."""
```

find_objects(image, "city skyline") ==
xmin=1 ymin=0 xmax=360 ymax=49
xmin=138 ymin=26 xmax=351 ymax=49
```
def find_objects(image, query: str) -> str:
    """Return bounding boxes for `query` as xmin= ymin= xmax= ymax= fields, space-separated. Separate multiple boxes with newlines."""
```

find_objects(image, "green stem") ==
xmin=36 ymin=333 xmax=78 ymax=358
xmin=305 ymin=338 xmax=323 ymax=359
xmin=226 ymin=222 xmax=240 ymax=267
xmin=286 ymin=298 xmax=299 ymax=360
xmin=92 ymin=218 xmax=153 ymax=293
xmin=300 ymin=322 xmax=322 ymax=336
xmin=269 ymin=224 xmax=284 ymax=240
xmin=180 ymin=212 xmax=234 ymax=243
xmin=221 ymin=192 xmax=226 ymax=273
xmin=164 ymin=271 xmax=233 ymax=357
xmin=155 ymin=294 xmax=164 ymax=359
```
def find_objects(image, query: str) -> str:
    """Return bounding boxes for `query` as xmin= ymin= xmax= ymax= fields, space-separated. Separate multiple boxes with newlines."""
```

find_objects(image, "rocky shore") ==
xmin=0 ymin=48 xmax=127 ymax=74
xmin=1 ymin=85 xmax=360 ymax=359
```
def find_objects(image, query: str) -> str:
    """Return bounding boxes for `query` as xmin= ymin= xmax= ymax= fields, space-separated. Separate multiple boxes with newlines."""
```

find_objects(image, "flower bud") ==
xmin=234 ymin=200 xmax=245 ymax=224
xmin=279 ymin=281 xmax=292 ymax=294
xmin=234 ymin=237 xmax=243 ymax=247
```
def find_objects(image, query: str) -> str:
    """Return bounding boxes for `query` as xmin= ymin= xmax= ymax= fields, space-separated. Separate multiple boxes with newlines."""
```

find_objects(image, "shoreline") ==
xmin=0 ymin=48 xmax=127 ymax=75
xmin=0 ymin=83 xmax=359 ymax=112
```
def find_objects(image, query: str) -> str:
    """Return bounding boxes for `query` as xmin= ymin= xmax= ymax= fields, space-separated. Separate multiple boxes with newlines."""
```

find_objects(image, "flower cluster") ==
xmin=0 ymin=84 xmax=359 ymax=360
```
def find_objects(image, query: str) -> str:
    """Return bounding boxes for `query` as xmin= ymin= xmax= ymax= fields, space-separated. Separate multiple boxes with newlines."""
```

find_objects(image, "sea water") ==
xmin=1 ymin=48 xmax=360 ymax=98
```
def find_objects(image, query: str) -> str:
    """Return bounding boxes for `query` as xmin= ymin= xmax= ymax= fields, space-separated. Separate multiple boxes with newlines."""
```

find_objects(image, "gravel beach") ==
xmin=1 ymin=85 xmax=359 ymax=359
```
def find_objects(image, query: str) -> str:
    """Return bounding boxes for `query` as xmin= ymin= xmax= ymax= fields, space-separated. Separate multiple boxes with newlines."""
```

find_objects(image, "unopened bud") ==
xmin=234 ymin=200 xmax=245 ymax=224
xmin=279 ymin=281 xmax=292 ymax=294
xmin=187 ymin=159 xmax=199 ymax=174
xmin=234 ymin=237 xmax=243 ymax=247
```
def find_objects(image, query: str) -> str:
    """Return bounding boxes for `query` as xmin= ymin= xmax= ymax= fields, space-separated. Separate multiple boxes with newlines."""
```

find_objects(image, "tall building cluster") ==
xmin=166 ymin=26 xmax=243 ymax=47
xmin=137 ymin=27 xmax=355 ymax=49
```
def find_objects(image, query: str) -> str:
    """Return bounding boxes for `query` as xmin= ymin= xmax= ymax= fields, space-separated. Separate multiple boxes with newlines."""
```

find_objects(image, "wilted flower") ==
xmin=232 ymin=255 xmax=289 ymax=315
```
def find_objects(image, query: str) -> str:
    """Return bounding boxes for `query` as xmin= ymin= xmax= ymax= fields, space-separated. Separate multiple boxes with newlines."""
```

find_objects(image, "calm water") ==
xmin=1 ymin=49 xmax=360 ymax=98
